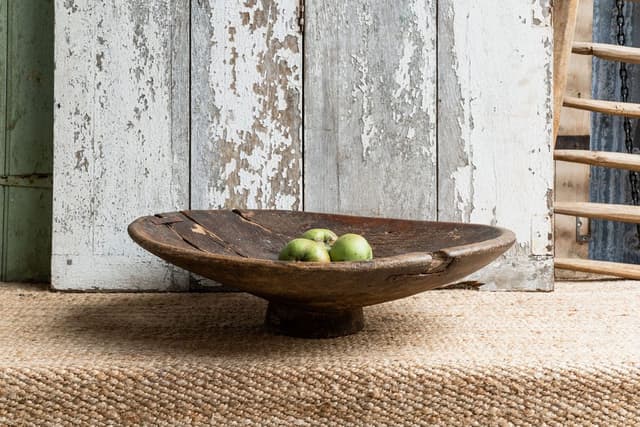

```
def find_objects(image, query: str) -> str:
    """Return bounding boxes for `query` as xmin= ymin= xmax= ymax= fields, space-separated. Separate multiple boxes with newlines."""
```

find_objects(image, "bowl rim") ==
xmin=128 ymin=209 xmax=516 ymax=274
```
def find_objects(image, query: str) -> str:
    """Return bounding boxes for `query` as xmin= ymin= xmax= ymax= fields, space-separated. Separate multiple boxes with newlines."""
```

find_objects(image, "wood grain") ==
xmin=0 ymin=1 xmax=5 ymax=283
xmin=573 ymin=41 xmax=640 ymax=64
xmin=557 ymin=0 xmax=592 ymax=137
xmin=555 ymin=150 xmax=640 ymax=171
xmin=553 ymin=0 xmax=580 ymax=144
xmin=554 ymin=160 xmax=594 ymax=280
xmin=555 ymin=201 xmax=640 ymax=223
xmin=304 ymin=0 xmax=437 ymax=220
xmin=191 ymin=0 xmax=302 ymax=211
xmin=553 ymin=0 xmax=599 ymax=281
xmin=555 ymin=257 xmax=640 ymax=280
xmin=1 ymin=0 xmax=54 ymax=281
xmin=52 ymin=0 xmax=190 ymax=291
xmin=564 ymin=96 xmax=640 ymax=118
xmin=438 ymin=0 xmax=554 ymax=290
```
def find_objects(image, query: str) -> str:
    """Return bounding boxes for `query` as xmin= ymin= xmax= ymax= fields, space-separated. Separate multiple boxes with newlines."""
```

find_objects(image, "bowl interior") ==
xmin=169 ymin=209 xmax=504 ymax=260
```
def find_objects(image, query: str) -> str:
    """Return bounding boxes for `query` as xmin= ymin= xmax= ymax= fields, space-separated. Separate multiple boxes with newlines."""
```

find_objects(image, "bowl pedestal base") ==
xmin=265 ymin=302 xmax=364 ymax=338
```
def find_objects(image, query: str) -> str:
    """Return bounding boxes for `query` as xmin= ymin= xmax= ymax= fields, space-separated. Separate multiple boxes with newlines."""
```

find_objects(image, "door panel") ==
xmin=304 ymin=0 xmax=437 ymax=220
xmin=191 ymin=0 xmax=303 ymax=211
xmin=1 ymin=0 xmax=53 ymax=282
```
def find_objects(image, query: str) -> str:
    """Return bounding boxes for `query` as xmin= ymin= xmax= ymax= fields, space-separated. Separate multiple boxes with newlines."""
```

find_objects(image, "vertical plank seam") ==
xmin=188 ymin=0 xmax=192 ymax=211
xmin=301 ymin=0 xmax=305 ymax=211
xmin=1 ymin=0 xmax=8 ymax=279
xmin=188 ymin=0 xmax=193 ymax=289
xmin=435 ymin=0 xmax=439 ymax=221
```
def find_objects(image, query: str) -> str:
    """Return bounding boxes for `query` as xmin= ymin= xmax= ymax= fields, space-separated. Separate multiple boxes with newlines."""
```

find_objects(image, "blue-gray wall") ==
xmin=590 ymin=2 xmax=640 ymax=263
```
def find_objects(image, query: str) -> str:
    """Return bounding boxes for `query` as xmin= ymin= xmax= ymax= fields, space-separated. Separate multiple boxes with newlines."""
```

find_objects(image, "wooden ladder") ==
xmin=554 ymin=0 xmax=640 ymax=280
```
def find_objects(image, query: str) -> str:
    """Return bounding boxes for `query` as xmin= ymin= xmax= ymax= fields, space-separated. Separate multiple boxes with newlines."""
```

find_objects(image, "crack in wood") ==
xmin=231 ymin=209 xmax=275 ymax=234
xmin=383 ymin=254 xmax=452 ymax=282
xmin=160 ymin=222 xmax=205 ymax=253
xmin=180 ymin=211 xmax=249 ymax=257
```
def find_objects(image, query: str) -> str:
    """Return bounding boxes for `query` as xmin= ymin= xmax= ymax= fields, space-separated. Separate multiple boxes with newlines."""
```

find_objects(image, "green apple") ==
xmin=329 ymin=234 xmax=373 ymax=262
xmin=278 ymin=238 xmax=331 ymax=262
xmin=301 ymin=228 xmax=338 ymax=249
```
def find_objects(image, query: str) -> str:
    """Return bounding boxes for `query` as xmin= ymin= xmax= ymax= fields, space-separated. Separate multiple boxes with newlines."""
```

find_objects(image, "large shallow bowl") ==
xmin=129 ymin=209 xmax=515 ymax=338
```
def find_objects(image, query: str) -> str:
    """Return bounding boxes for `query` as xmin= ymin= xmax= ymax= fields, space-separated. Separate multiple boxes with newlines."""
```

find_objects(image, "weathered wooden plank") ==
xmin=564 ymin=96 xmax=640 ymax=118
xmin=556 ymin=201 xmax=640 ymax=223
xmin=4 ymin=187 xmax=52 ymax=281
xmin=554 ymin=160 xmax=595 ymax=280
xmin=552 ymin=0 xmax=580 ymax=144
xmin=558 ymin=0 xmax=593 ymax=137
xmin=0 ymin=0 xmax=53 ymax=282
xmin=438 ymin=0 xmax=554 ymax=290
xmin=52 ymin=0 xmax=190 ymax=290
xmin=554 ymin=0 xmax=596 ymax=281
xmin=556 ymin=257 xmax=640 ymax=279
xmin=555 ymin=149 xmax=640 ymax=171
xmin=590 ymin=1 xmax=640 ymax=264
xmin=7 ymin=0 xmax=54 ymax=175
xmin=0 ymin=1 xmax=6 ymax=178
xmin=0 ymin=1 xmax=7 ymax=279
xmin=191 ymin=0 xmax=302 ymax=211
xmin=573 ymin=41 xmax=640 ymax=64
xmin=304 ymin=0 xmax=437 ymax=220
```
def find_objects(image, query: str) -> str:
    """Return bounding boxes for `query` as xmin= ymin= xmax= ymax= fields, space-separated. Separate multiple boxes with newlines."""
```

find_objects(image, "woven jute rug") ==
xmin=0 ymin=281 xmax=639 ymax=426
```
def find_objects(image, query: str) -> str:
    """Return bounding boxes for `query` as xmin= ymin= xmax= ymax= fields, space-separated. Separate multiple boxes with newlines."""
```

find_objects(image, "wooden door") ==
xmin=52 ymin=1 xmax=190 ymax=290
xmin=52 ymin=0 xmax=554 ymax=291
xmin=0 ymin=0 xmax=53 ymax=282
xmin=304 ymin=0 xmax=437 ymax=220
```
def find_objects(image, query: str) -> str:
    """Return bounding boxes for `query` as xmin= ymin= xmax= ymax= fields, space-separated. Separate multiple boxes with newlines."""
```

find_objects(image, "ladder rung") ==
xmin=554 ymin=149 xmax=640 ymax=171
xmin=554 ymin=202 xmax=640 ymax=223
xmin=555 ymin=257 xmax=640 ymax=280
xmin=563 ymin=96 xmax=640 ymax=118
xmin=572 ymin=41 xmax=640 ymax=64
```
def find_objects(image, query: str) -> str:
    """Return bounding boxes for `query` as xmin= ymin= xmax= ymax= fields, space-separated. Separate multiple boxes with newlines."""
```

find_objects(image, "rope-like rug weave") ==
xmin=0 ymin=282 xmax=639 ymax=426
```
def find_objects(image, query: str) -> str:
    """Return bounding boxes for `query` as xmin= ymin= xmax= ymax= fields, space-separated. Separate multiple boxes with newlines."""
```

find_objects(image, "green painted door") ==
xmin=0 ymin=0 xmax=53 ymax=282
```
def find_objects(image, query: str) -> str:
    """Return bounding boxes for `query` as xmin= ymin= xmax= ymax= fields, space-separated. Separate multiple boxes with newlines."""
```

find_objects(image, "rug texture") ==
xmin=0 ymin=282 xmax=638 ymax=426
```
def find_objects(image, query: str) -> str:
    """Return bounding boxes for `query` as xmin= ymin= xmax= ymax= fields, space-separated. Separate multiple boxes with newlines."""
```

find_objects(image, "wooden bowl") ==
xmin=128 ymin=209 xmax=515 ymax=338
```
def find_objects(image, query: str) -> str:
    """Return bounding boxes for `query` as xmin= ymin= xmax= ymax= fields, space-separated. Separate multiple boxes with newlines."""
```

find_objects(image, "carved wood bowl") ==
xmin=128 ymin=209 xmax=515 ymax=338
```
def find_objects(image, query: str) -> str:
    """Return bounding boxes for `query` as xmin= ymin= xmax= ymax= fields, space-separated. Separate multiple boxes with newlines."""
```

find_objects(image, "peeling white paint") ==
xmin=53 ymin=0 xmax=552 ymax=292
xmin=191 ymin=0 xmax=302 ymax=211
xmin=393 ymin=36 xmax=416 ymax=99
xmin=439 ymin=0 xmax=553 ymax=290
xmin=305 ymin=0 xmax=437 ymax=220
xmin=446 ymin=1 xmax=553 ymax=243
xmin=52 ymin=0 xmax=190 ymax=290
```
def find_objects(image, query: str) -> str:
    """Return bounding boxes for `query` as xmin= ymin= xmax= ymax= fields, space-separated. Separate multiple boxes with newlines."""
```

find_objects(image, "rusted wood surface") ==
xmin=191 ymin=0 xmax=302 ymax=211
xmin=129 ymin=209 xmax=515 ymax=336
xmin=52 ymin=0 xmax=190 ymax=290
xmin=304 ymin=0 xmax=437 ymax=219
xmin=438 ymin=0 xmax=554 ymax=290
